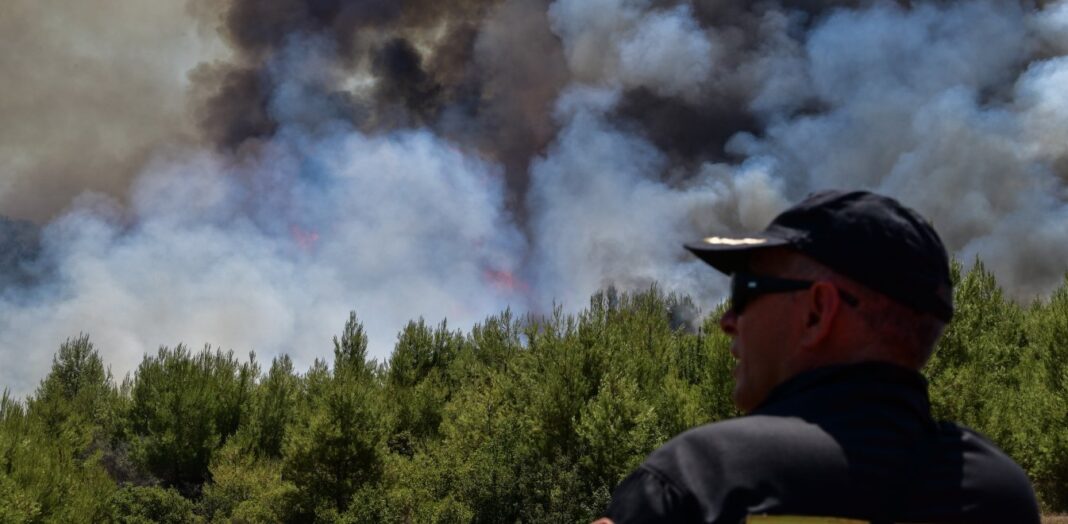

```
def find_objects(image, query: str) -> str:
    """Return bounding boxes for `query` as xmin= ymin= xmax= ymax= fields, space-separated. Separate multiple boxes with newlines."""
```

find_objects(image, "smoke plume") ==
xmin=0 ymin=0 xmax=224 ymax=222
xmin=3 ymin=0 xmax=1068 ymax=394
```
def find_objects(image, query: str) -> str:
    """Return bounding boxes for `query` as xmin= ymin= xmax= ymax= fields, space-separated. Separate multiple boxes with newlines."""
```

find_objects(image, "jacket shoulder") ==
xmin=649 ymin=415 xmax=841 ymax=463
xmin=945 ymin=422 xmax=1040 ymax=518
xmin=643 ymin=415 xmax=850 ymax=493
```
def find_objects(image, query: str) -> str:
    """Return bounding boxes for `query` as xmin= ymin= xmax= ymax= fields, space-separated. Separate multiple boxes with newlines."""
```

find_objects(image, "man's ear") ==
xmin=799 ymin=281 xmax=841 ymax=350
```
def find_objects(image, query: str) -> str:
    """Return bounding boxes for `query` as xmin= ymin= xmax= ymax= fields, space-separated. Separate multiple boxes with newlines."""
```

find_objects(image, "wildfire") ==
xmin=289 ymin=224 xmax=320 ymax=251
xmin=483 ymin=267 xmax=530 ymax=294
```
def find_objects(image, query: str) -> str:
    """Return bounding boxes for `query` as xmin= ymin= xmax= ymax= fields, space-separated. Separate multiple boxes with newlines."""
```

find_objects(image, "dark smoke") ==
xmin=190 ymin=0 xmax=565 ymax=211
xmin=0 ymin=217 xmax=44 ymax=292
xmin=614 ymin=87 xmax=761 ymax=168
xmin=187 ymin=0 xmax=580 ymax=218
xmin=371 ymin=38 xmax=445 ymax=125
xmin=191 ymin=66 xmax=278 ymax=149
xmin=188 ymin=0 xmax=913 ymax=199
xmin=3 ymin=0 xmax=1068 ymax=395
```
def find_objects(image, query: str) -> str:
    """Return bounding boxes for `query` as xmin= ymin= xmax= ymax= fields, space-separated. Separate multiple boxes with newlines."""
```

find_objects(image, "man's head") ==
xmin=686 ymin=190 xmax=953 ymax=412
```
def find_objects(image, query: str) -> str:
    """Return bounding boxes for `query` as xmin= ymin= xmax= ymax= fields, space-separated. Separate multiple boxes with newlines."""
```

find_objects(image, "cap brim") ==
xmin=684 ymin=234 xmax=790 ymax=275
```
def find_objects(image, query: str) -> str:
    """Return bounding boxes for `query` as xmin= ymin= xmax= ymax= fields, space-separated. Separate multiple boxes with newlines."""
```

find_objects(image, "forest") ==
xmin=1 ymin=259 xmax=1066 ymax=523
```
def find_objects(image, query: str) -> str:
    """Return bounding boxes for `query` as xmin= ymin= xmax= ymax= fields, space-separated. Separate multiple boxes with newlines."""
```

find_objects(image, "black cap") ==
xmin=685 ymin=190 xmax=954 ymax=322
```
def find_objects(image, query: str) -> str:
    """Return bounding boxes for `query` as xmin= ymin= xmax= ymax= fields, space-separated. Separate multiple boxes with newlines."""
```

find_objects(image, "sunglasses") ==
xmin=731 ymin=272 xmax=860 ymax=315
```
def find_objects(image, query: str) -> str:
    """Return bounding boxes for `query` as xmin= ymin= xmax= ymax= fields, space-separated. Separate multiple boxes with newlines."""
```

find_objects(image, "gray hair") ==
xmin=787 ymin=255 xmax=947 ymax=367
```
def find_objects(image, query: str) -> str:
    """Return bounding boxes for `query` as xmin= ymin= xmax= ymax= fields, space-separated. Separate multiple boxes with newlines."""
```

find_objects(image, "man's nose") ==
xmin=719 ymin=308 xmax=738 ymax=336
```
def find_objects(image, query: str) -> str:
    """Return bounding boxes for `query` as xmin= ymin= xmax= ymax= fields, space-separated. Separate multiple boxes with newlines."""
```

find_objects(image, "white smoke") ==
xmin=527 ymin=87 xmax=786 ymax=311
xmin=1 ymin=34 xmax=524 ymax=392
xmin=616 ymin=5 xmax=717 ymax=100
xmin=4 ymin=0 xmax=1068 ymax=395
xmin=1017 ymin=55 xmax=1068 ymax=164
xmin=548 ymin=0 xmax=716 ymax=99
xmin=730 ymin=1 xmax=1068 ymax=296
xmin=0 ymin=124 xmax=524 ymax=391
xmin=1032 ymin=0 xmax=1068 ymax=54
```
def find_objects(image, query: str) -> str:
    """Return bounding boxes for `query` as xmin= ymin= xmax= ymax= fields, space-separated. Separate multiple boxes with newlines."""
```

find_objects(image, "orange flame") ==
xmin=483 ymin=267 xmax=529 ymax=294
xmin=290 ymin=224 xmax=320 ymax=250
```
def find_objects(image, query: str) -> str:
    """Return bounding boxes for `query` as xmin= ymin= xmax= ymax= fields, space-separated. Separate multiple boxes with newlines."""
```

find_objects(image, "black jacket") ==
xmin=604 ymin=362 xmax=1040 ymax=523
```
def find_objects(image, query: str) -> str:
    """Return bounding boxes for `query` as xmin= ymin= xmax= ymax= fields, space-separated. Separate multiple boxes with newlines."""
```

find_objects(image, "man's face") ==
xmin=718 ymin=251 xmax=807 ymax=412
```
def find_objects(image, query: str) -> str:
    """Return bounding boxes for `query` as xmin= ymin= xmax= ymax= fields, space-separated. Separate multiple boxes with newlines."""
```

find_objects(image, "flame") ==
xmin=483 ymin=267 xmax=530 ymax=294
xmin=289 ymin=224 xmax=320 ymax=250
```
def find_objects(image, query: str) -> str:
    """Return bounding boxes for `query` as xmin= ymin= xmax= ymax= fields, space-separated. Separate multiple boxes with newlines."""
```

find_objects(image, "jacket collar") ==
xmin=753 ymin=361 xmax=933 ymax=423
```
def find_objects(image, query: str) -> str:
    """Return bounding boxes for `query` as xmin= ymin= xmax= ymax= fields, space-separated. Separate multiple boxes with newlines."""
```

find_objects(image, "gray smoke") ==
xmin=731 ymin=1 xmax=1068 ymax=296
xmin=0 ymin=217 xmax=44 ymax=291
xmin=3 ymin=0 xmax=1068 ymax=394
xmin=0 ymin=1 xmax=225 ymax=222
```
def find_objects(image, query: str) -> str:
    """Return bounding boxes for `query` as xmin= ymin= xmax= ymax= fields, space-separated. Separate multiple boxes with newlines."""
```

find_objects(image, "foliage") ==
xmin=281 ymin=313 xmax=388 ymax=520
xmin=237 ymin=355 xmax=300 ymax=460
xmin=29 ymin=335 xmax=120 ymax=448
xmin=199 ymin=440 xmax=295 ymax=523
xmin=0 ymin=338 xmax=118 ymax=522
xmin=926 ymin=261 xmax=1068 ymax=509
xmin=1 ymin=263 xmax=1067 ymax=520
xmin=107 ymin=485 xmax=200 ymax=524
xmin=127 ymin=346 xmax=257 ymax=492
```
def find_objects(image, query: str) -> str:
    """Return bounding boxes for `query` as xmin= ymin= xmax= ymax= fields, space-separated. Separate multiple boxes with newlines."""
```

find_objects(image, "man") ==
xmin=597 ymin=190 xmax=1039 ymax=523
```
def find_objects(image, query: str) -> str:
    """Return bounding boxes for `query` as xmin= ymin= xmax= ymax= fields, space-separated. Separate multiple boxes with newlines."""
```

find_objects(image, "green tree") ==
xmin=128 ymin=346 xmax=258 ymax=491
xmin=236 ymin=355 xmax=299 ymax=460
xmin=29 ymin=335 xmax=120 ymax=445
xmin=107 ymin=485 xmax=200 ymax=524
xmin=1 ymin=336 xmax=121 ymax=521
xmin=7 ymin=263 xmax=1068 ymax=518
xmin=926 ymin=261 xmax=1068 ymax=511
xmin=1021 ymin=274 xmax=1068 ymax=509
xmin=199 ymin=440 xmax=295 ymax=523
xmin=0 ymin=390 xmax=115 ymax=521
xmin=282 ymin=312 xmax=388 ymax=520
xmin=386 ymin=319 xmax=464 ymax=455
